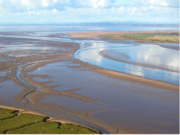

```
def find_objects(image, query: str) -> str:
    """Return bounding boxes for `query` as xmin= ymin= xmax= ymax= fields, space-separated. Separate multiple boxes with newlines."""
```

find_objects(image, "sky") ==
xmin=0 ymin=0 xmax=179 ymax=24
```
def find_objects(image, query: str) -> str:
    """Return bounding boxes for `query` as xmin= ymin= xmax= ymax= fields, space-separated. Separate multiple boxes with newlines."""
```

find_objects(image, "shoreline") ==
xmin=67 ymin=30 xmax=179 ymax=43
xmin=72 ymin=55 xmax=179 ymax=90
xmin=99 ymin=50 xmax=178 ymax=74
xmin=0 ymin=104 xmax=100 ymax=134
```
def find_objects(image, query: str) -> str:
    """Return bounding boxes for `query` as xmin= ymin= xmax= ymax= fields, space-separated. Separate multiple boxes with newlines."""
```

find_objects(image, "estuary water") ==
xmin=0 ymin=25 xmax=179 ymax=84
xmin=0 ymin=25 xmax=179 ymax=133
xmin=74 ymin=42 xmax=179 ymax=84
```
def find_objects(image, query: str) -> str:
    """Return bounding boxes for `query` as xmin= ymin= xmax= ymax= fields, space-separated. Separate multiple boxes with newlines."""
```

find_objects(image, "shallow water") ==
xmin=26 ymin=60 xmax=179 ymax=133
xmin=0 ymin=25 xmax=179 ymax=133
xmin=0 ymin=80 xmax=24 ymax=102
xmin=1 ymin=33 xmax=178 ymax=84
xmin=74 ymin=42 xmax=179 ymax=84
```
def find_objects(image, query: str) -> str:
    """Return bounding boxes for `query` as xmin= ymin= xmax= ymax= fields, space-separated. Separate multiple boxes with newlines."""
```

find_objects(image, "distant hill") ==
xmin=75 ymin=22 xmax=179 ymax=27
xmin=0 ymin=22 xmax=178 ymax=27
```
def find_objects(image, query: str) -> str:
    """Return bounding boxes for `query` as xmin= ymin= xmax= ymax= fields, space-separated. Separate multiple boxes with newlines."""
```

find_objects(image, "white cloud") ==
xmin=27 ymin=11 xmax=36 ymax=15
xmin=53 ymin=0 xmax=58 ymax=3
xmin=0 ymin=0 xmax=178 ymax=13
xmin=36 ymin=12 xmax=41 ymax=15
xmin=0 ymin=0 xmax=118 ymax=12
xmin=0 ymin=0 xmax=178 ymax=24
xmin=0 ymin=0 xmax=66 ymax=12
xmin=52 ymin=8 xmax=58 ymax=13
xmin=149 ymin=0 xmax=168 ymax=6
xmin=41 ymin=0 xmax=49 ymax=7
xmin=131 ymin=7 xmax=136 ymax=14
xmin=90 ymin=0 xmax=111 ymax=8
xmin=142 ymin=0 xmax=179 ymax=7
xmin=16 ymin=12 xmax=21 ymax=16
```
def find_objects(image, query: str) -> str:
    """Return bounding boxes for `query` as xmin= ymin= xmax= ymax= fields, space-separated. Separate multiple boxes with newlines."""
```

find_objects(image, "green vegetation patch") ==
xmin=0 ymin=113 xmax=45 ymax=133
xmin=0 ymin=108 xmax=16 ymax=120
xmin=7 ymin=122 xmax=61 ymax=134
xmin=7 ymin=122 xmax=97 ymax=134
xmin=0 ymin=108 xmax=98 ymax=134
xmin=123 ymin=33 xmax=154 ymax=40
xmin=122 ymin=33 xmax=180 ymax=40
xmin=101 ymin=33 xmax=179 ymax=43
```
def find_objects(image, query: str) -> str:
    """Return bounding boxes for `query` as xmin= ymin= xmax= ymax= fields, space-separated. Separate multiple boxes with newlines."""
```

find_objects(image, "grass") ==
xmin=100 ymin=33 xmax=179 ymax=43
xmin=0 ymin=108 xmax=16 ymax=120
xmin=0 ymin=108 xmax=98 ymax=134
xmin=0 ymin=113 xmax=45 ymax=133
xmin=7 ymin=122 xmax=97 ymax=134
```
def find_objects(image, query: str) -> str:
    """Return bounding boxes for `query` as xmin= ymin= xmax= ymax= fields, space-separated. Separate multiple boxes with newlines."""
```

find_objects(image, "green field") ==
xmin=0 ymin=108 xmax=98 ymax=134
xmin=101 ymin=33 xmax=179 ymax=43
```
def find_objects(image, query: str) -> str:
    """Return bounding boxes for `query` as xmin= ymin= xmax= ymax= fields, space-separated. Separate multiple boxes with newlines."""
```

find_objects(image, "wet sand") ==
xmin=0 ymin=32 xmax=179 ymax=134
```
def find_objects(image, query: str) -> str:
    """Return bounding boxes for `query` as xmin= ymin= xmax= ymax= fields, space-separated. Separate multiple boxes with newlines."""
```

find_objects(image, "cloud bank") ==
xmin=0 ymin=0 xmax=179 ymax=24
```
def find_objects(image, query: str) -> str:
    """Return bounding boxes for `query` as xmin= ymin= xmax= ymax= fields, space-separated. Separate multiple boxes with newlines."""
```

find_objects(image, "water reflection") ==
xmin=129 ymin=45 xmax=178 ymax=71
xmin=74 ymin=43 xmax=179 ymax=84
xmin=0 ymin=33 xmax=179 ymax=84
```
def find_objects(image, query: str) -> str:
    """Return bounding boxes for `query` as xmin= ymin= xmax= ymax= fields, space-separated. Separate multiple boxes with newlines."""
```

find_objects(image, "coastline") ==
xmin=67 ymin=30 xmax=179 ymax=43
xmin=0 ymin=31 xmax=179 ymax=134
xmin=0 ymin=104 xmax=100 ymax=134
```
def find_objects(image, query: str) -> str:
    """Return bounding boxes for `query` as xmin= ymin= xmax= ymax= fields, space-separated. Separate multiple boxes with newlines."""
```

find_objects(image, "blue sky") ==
xmin=0 ymin=0 xmax=179 ymax=24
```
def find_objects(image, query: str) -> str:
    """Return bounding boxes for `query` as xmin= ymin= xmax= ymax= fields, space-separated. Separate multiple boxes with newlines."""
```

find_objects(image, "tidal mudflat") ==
xmin=0 ymin=26 xmax=179 ymax=134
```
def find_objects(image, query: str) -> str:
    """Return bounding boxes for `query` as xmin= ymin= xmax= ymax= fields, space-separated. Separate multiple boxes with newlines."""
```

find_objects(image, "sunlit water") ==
xmin=0 ymin=25 xmax=179 ymax=85
xmin=74 ymin=42 xmax=179 ymax=84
